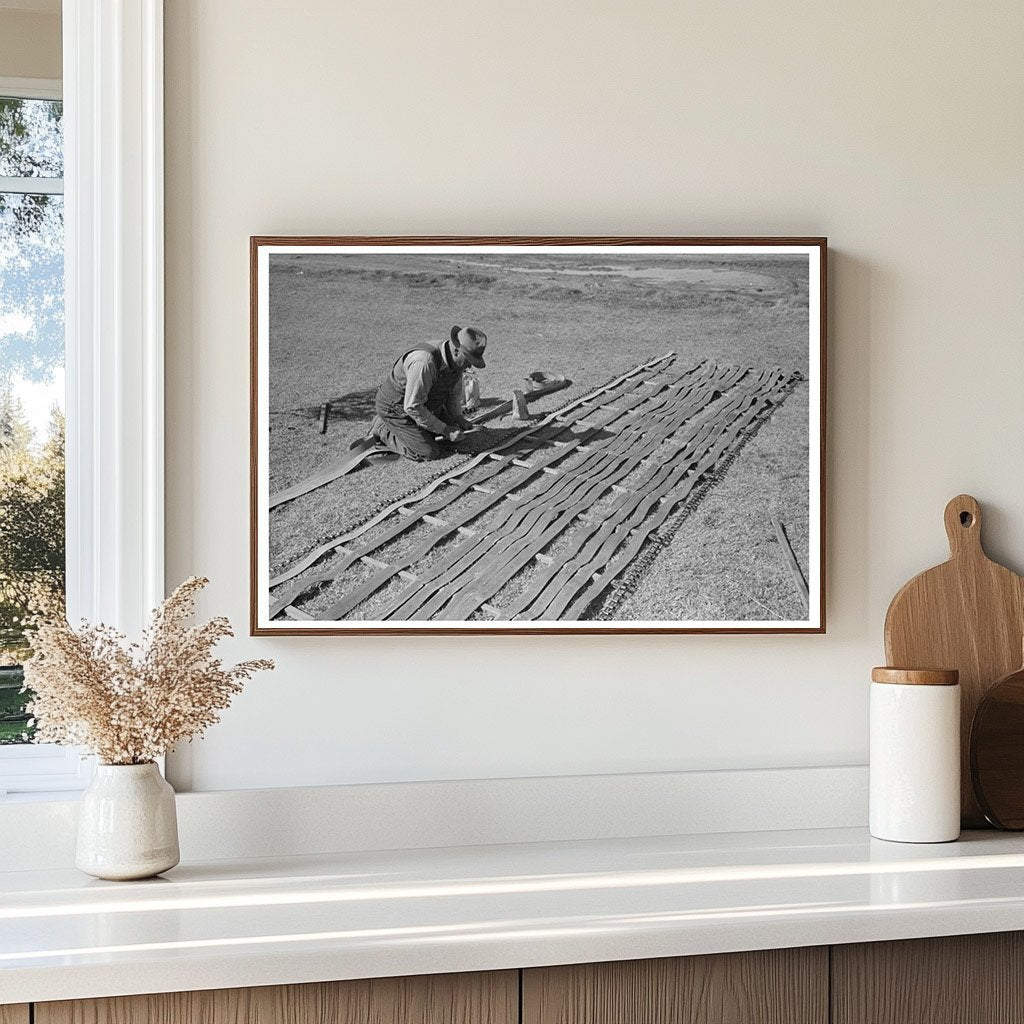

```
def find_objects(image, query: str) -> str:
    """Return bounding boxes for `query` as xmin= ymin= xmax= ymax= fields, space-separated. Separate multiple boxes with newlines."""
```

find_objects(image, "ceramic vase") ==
xmin=76 ymin=762 xmax=180 ymax=880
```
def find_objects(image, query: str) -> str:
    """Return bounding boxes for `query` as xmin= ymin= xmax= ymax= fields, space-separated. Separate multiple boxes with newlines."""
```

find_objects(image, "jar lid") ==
xmin=871 ymin=667 xmax=959 ymax=686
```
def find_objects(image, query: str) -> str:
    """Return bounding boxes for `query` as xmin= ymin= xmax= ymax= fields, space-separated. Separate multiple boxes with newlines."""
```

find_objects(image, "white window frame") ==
xmin=0 ymin=0 xmax=164 ymax=797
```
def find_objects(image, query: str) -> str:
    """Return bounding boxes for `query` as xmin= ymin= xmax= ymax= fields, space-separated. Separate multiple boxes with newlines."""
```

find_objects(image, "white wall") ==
xmin=163 ymin=0 xmax=1024 ymax=792
xmin=0 ymin=6 xmax=61 ymax=80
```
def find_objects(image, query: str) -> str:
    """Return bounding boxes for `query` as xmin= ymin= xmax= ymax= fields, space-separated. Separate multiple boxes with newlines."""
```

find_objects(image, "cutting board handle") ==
xmin=944 ymin=494 xmax=983 ymax=559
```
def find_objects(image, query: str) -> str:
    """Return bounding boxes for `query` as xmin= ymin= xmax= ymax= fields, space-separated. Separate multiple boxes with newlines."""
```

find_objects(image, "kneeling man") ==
xmin=368 ymin=326 xmax=487 ymax=462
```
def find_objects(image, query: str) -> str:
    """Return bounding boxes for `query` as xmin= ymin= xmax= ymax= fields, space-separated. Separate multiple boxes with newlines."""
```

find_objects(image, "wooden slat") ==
xmin=509 ymin=370 xmax=769 ymax=620
xmin=268 ymin=442 xmax=536 ymax=615
xmin=0 ymin=1006 xmax=29 ymax=1024
xmin=561 ymin=372 xmax=783 ymax=620
xmin=391 ymin=366 xmax=762 ymax=621
xmin=417 ymin=377 xmax=718 ymax=620
xmin=522 ymin=949 xmax=828 ymax=1024
xmin=557 ymin=376 xmax=782 ymax=620
xmin=419 ymin=367 xmax=729 ymax=619
xmin=271 ymin=355 xmax=797 ymax=624
xmin=515 ymin=405 xmax=736 ymax=620
xmin=444 ymin=367 xmax=767 ymax=621
xmin=37 ymin=971 xmax=517 ymax=1024
xmin=832 ymin=933 xmax=1024 ymax=1024
xmin=268 ymin=354 xmax=678 ymax=596
xmin=388 ymin=367 xmax=725 ymax=621
xmin=563 ymin=375 xmax=784 ymax=619
xmin=318 ymin=423 xmax=601 ymax=620
xmin=322 ymin=362 xmax=704 ymax=621
xmin=432 ymin=369 xmax=739 ymax=620
xmin=269 ymin=416 xmax=598 ymax=613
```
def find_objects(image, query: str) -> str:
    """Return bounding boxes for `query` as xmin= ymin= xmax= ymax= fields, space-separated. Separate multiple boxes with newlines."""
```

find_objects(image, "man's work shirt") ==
xmin=398 ymin=346 xmax=465 ymax=435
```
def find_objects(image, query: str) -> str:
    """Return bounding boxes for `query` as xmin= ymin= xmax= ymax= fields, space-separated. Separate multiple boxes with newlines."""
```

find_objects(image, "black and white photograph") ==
xmin=251 ymin=238 xmax=825 ymax=634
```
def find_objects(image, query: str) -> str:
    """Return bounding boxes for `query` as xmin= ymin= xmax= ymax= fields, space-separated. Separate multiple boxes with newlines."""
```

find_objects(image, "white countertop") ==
xmin=4 ymin=826 xmax=1024 ymax=1004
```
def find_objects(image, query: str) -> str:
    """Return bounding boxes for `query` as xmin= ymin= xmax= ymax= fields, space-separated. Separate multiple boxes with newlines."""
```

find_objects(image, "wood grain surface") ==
xmin=884 ymin=494 xmax=1024 ymax=825
xmin=970 ymin=653 xmax=1024 ymax=827
xmin=522 ymin=949 xmax=828 ymax=1024
xmin=0 ymin=1007 xmax=29 ymax=1024
xmin=36 ymin=972 xmax=517 ymax=1024
xmin=871 ymin=667 xmax=959 ymax=686
xmin=832 ymin=932 xmax=1024 ymax=1024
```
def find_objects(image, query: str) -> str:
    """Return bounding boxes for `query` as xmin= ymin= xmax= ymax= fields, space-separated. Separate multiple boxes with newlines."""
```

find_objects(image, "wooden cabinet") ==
xmin=522 ymin=948 xmax=828 ymax=1024
xmin=832 ymin=932 xmax=1024 ymax=1024
xmin=13 ymin=933 xmax=1024 ymax=1024
xmin=34 ymin=972 xmax=517 ymax=1024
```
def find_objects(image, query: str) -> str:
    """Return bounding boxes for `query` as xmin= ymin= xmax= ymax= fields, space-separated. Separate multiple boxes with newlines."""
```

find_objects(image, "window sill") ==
xmin=0 ymin=789 xmax=86 ymax=804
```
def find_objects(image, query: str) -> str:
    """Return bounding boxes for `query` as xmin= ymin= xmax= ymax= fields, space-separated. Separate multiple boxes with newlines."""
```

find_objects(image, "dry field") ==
xmin=267 ymin=252 xmax=812 ymax=622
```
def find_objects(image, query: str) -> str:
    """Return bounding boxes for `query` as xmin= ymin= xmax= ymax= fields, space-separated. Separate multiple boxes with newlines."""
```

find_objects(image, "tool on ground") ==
xmin=771 ymin=516 xmax=809 ymax=614
xmin=511 ymin=390 xmax=530 ymax=423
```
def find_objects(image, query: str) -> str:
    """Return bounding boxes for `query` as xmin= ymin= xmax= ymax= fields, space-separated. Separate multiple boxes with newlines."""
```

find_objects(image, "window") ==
xmin=0 ymin=80 xmax=82 ymax=795
xmin=0 ymin=89 xmax=65 ymax=735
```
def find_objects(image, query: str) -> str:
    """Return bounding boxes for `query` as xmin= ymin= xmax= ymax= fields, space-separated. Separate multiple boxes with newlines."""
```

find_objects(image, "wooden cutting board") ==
xmin=884 ymin=494 xmax=1024 ymax=826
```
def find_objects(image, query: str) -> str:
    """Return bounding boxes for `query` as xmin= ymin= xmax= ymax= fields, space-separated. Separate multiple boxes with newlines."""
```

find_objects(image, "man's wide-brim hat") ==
xmin=450 ymin=325 xmax=486 ymax=368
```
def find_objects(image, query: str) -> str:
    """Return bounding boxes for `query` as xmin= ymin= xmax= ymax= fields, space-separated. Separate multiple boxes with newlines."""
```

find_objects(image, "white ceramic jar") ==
xmin=76 ymin=762 xmax=180 ymax=880
xmin=870 ymin=667 xmax=961 ymax=843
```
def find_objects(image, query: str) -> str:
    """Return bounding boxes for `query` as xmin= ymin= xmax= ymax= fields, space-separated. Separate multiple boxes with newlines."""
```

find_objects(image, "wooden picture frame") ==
xmin=251 ymin=236 xmax=826 ymax=635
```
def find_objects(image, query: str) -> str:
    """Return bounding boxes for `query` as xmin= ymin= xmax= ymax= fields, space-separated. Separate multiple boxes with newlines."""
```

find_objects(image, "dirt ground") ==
xmin=266 ymin=251 xmax=812 ymax=622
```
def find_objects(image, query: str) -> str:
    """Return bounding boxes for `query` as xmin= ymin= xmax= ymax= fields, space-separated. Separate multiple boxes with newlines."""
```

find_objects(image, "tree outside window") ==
xmin=0 ymin=94 xmax=65 ymax=744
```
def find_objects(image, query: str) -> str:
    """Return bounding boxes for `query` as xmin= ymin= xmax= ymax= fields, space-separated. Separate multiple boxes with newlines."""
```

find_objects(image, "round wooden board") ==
xmin=971 ymin=664 xmax=1024 ymax=829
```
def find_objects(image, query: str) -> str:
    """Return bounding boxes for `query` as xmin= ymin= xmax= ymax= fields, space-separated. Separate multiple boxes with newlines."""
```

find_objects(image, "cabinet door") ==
xmin=523 ymin=948 xmax=828 ymax=1024
xmin=832 ymin=932 xmax=1024 ymax=1024
xmin=0 ymin=1007 xmax=29 ymax=1024
xmin=35 ymin=971 xmax=517 ymax=1024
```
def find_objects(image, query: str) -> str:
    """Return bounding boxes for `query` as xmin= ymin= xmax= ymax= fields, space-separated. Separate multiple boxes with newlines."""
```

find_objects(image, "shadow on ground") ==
xmin=322 ymin=388 xmax=376 ymax=421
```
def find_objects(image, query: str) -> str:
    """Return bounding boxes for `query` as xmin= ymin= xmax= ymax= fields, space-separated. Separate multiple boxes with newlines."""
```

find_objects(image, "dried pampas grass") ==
xmin=23 ymin=577 xmax=273 ymax=765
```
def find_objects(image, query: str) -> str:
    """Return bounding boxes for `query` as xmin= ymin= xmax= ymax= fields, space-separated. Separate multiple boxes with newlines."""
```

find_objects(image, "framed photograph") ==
xmin=251 ymin=236 xmax=826 ymax=635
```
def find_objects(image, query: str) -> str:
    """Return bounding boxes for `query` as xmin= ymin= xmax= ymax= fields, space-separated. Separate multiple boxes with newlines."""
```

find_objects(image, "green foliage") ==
xmin=0 ymin=393 xmax=64 ymax=743
xmin=0 ymin=664 xmax=30 ymax=743
xmin=0 ymin=390 xmax=65 ymax=665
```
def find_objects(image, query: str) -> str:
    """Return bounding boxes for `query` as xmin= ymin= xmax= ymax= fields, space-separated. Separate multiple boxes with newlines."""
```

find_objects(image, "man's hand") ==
xmin=444 ymin=421 xmax=478 ymax=443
